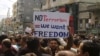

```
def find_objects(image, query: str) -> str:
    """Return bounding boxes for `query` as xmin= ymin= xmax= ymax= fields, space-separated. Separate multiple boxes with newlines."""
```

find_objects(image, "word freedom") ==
xmin=34 ymin=31 xmax=69 ymax=38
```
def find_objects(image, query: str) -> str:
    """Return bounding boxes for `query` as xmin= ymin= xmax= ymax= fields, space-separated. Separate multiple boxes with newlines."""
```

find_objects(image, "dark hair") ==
xmin=2 ymin=40 xmax=11 ymax=48
xmin=40 ymin=39 xmax=48 ymax=47
xmin=92 ymin=38 xmax=100 ymax=44
xmin=73 ymin=38 xmax=80 ymax=47
xmin=25 ymin=32 xmax=30 ymax=35
xmin=81 ymin=41 xmax=100 ymax=56
xmin=21 ymin=37 xmax=29 ymax=43
xmin=14 ymin=37 xmax=21 ymax=43
xmin=26 ymin=38 xmax=42 ymax=56
xmin=79 ymin=35 xmax=86 ymax=40
xmin=0 ymin=35 xmax=8 ymax=44
xmin=48 ymin=39 xmax=60 ymax=45
xmin=27 ymin=38 xmax=40 ymax=50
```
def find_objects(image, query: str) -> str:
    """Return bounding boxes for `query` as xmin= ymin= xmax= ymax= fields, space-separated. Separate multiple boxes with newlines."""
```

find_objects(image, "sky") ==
xmin=0 ymin=0 xmax=17 ymax=21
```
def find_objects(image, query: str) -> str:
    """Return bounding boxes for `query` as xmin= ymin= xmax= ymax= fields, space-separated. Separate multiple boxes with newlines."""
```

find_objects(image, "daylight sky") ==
xmin=0 ymin=0 xmax=17 ymax=21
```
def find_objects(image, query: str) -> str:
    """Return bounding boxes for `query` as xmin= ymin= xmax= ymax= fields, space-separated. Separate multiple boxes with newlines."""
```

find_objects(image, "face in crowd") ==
xmin=77 ymin=40 xmax=100 ymax=56
xmin=48 ymin=39 xmax=59 ymax=49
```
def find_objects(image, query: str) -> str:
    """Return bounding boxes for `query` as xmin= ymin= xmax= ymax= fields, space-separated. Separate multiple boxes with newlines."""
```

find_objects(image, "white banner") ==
xmin=33 ymin=12 xmax=70 ymax=38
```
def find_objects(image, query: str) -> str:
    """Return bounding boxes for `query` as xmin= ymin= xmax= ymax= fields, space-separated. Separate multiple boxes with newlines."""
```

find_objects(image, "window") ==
xmin=79 ymin=19 xmax=83 ymax=29
xmin=79 ymin=24 xmax=83 ymax=29
xmin=86 ymin=23 xmax=89 ymax=28
xmin=85 ymin=19 xmax=88 ymax=23
xmin=85 ymin=19 xmax=89 ymax=28
xmin=95 ymin=21 xmax=99 ymax=27
xmin=79 ymin=19 xmax=82 ymax=24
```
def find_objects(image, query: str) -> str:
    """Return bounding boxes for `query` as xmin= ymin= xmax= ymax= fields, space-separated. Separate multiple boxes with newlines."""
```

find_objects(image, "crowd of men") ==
xmin=0 ymin=30 xmax=100 ymax=56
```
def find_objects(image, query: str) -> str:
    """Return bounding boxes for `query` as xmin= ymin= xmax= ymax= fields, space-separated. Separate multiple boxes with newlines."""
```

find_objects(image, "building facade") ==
xmin=12 ymin=0 xmax=45 ymax=33
xmin=12 ymin=2 xmax=20 ymax=33
xmin=42 ymin=0 xmax=100 ymax=36
xmin=13 ymin=2 xmax=17 ymax=18
xmin=42 ymin=0 xmax=78 ymax=34
xmin=77 ymin=0 xmax=100 ymax=36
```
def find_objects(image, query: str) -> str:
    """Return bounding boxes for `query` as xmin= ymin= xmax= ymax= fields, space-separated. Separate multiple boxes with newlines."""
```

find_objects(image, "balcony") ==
xmin=87 ymin=3 xmax=100 ymax=11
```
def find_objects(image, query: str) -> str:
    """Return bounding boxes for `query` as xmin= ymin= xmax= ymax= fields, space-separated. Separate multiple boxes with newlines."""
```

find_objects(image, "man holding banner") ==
xmin=33 ymin=12 xmax=73 ymax=56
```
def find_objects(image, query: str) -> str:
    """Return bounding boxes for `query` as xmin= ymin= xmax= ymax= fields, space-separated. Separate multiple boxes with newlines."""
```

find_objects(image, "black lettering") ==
xmin=62 ymin=25 xmax=66 ymax=30
xmin=64 ymin=32 xmax=69 ymax=37
xmin=59 ymin=32 xmax=64 ymax=37
xmin=51 ymin=25 xmax=65 ymax=30
xmin=35 ymin=15 xmax=43 ymax=21
xmin=51 ymin=25 xmax=55 ymax=28
xmin=39 ymin=31 xmax=43 ymax=37
xmin=49 ymin=32 xmax=53 ymax=37
xmin=44 ymin=31 xmax=48 ymax=37
xmin=41 ymin=24 xmax=49 ymax=28
xmin=54 ymin=32 xmax=58 ymax=37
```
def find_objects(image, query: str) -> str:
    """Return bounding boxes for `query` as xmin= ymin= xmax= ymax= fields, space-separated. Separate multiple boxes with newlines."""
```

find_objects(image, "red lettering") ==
xmin=43 ymin=15 xmax=67 ymax=22
xmin=43 ymin=15 xmax=47 ymax=21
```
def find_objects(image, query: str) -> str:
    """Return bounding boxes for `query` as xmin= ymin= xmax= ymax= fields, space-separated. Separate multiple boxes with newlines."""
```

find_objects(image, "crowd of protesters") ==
xmin=0 ymin=29 xmax=100 ymax=56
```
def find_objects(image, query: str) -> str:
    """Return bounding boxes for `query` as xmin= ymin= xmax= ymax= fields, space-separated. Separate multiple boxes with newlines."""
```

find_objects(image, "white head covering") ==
xmin=25 ymin=27 xmax=32 ymax=34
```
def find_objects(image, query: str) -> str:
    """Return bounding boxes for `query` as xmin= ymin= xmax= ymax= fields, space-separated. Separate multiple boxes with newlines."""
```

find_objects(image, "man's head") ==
xmin=77 ymin=40 xmax=100 ymax=56
xmin=2 ymin=39 xmax=11 ymax=51
xmin=55 ymin=51 xmax=76 ymax=56
xmin=48 ymin=39 xmax=59 ymax=49
xmin=0 ymin=35 xmax=8 ymax=44
xmin=27 ymin=38 xmax=40 ymax=50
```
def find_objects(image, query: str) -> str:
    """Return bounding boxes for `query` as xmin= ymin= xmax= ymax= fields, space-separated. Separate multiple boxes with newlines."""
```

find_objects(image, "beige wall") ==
xmin=42 ymin=0 xmax=74 ymax=10
xmin=12 ymin=2 xmax=17 ymax=17
xmin=76 ymin=0 xmax=100 ymax=3
xmin=79 ymin=12 xmax=90 ymax=19
xmin=42 ymin=0 xmax=100 ymax=10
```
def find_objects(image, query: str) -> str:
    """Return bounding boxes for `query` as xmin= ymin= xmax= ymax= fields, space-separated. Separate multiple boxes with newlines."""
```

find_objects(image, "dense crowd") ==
xmin=0 ymin=31 xmax=100 ymax=56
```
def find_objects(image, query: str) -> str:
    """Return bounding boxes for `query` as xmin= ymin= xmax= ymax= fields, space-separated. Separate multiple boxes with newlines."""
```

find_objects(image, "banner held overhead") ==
xmin=33 ymin=12 xmax=70 ymax=38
